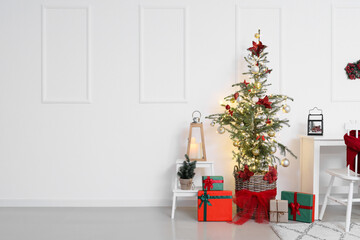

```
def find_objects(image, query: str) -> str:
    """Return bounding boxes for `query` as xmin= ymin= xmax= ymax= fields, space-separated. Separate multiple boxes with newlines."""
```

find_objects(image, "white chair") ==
xmin=171 ymin=159 xmax=214 ymax=219
xmin=319 ymin=121 xmax=360 ymax=232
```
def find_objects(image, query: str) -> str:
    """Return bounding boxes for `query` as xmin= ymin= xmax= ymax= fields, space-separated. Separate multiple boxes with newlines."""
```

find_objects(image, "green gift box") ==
xmin=281 ymin=191 xmax=315 ymax=223
xmin=202 ymin=176 xmax=224 ymax=191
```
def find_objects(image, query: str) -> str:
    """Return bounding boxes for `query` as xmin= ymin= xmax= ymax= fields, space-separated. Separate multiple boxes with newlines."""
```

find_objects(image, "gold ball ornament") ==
xmin=233 ymin=140 xmax=240 ymax=147
xmin=217 ymin=126 xmax=225 ymax=134
xmin=255 ymin=82 xmax=262 ymax=89
xmin=210 ymin=121 xmax=216 ymax=127
xmin=282 ymin=105 xmax=291 ymax=113
xmin=268 ymin=130 xmax=276 ymax=137
xmin=230 ymin=98 xmax=235 ymax=103
xmin=251 ymin=66 xmax=259 ymax=74
xmin=270 ymin=146 xmax=277 ymax=154
xmin=255 ymin=33 xmax=260 ymax=39
xmin=252 ymin=148 xmax=260 ymax=156
xmin=281 ymin=158 xmax=290 ymax=167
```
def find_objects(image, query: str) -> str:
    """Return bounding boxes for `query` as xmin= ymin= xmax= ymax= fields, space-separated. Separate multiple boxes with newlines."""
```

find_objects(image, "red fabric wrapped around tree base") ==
xmin=344 ymin=131 xmax=360 ymax=173
xmin=232 ymin=189 xmax=277 ymax=225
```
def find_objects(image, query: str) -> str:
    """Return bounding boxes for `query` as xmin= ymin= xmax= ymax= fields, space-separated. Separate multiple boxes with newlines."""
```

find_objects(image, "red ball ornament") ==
xmin=225 ymin=105 xmax=230 ymax=110
xmin=234 ymin=92 xmax=239 ymax=100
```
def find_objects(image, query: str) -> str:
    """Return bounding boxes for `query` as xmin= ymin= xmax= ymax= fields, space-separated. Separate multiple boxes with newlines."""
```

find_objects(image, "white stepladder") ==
xmin=171 ymin=159 xmax=214 ymax=219
xmin=319 ymin=121 xmax=360 ymax=232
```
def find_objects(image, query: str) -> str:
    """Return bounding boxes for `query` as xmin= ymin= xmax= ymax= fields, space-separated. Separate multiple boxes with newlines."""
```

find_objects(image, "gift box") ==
xmin=281 ymin=191 xmax=315 ymax=223
xmin=269 ymin=199 xmax=288 ymax=223
xmin=202 ymin=176 xmax=224 ymax=191
xmin=197 ymin=190 xmax=232 ymax=221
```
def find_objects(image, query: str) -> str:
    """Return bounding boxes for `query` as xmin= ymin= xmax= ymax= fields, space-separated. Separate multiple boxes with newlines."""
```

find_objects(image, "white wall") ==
xmin=0 ymin=0 xmax=359 ymax=206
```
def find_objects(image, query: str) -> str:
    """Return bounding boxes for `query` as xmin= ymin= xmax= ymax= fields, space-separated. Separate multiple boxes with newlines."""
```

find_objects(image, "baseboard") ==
xmin=0 ymin=199 xmax=173 ymax=207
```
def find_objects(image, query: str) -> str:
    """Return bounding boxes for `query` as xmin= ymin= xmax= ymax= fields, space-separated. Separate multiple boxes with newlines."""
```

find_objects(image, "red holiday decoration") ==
xmin=345 ymin=61 xmax=360 ymax=80
xmin=247 ymin=41 xmax=267 ymax=57
xmin=344 ymin=130 xmax=360 ymax=173
xmin=234 ymin=92 xmax=239 ymax=100
xmin=266 ymin=119 xmax=272 ymax=125
xmin=265 ymin=68 xmax=273 ymax=74
xmin=229 ymin=110 xmax=234 ymax=116
xmin=256 ymin=96 xmax=272 ymax=109
xmin=232 ymin=188 xmax=277 ymax=224
xmin=256 ymin=135 xmax=265 ymax=141
xmin=225 ymin=105 xmax=230 ymax=110
xmin=237 ymin=165 xmax=254 ymax=182
xmin=242 ymin=80 xmax=250 ymax=86
xmin=263 ymin=166 xmax=277 ymax=184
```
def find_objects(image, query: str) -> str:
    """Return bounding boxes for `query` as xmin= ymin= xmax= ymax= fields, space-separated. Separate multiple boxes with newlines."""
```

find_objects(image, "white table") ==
xmin=171 ymin=160 xmax=214 ymax=219
xmin=300 ymin=135 xmax=344 ymax=220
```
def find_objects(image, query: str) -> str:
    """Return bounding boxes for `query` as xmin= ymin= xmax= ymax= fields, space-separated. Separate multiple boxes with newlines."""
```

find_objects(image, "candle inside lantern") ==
xmin=189 ymin=137 xmax=201 ymax=159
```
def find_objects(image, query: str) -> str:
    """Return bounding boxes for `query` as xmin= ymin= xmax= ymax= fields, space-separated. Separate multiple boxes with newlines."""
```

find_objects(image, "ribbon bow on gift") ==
xmin=203 ymin=177 xmax=215 ymax=191
xmin=203 ymin=176 xmax=224 ymax=190
xmin=198 ymin=193 xmax=212 ymax=208
xmin=290 ymin=202 xmax=301 ymax=217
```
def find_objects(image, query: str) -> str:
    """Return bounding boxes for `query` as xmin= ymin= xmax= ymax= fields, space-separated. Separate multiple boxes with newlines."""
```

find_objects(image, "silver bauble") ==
xmin=282 ymin=105 xmax=291 ymax=113
xmin=236 ymin=96 xmax=242 ymax=103
xmin=270 ymin=146 xmax=277 ymax=154
xmin=252 ymin=148 xmax=260 ymax=156
xmin=281 ymin=158 xmax=290 ymax=167
xmin=251 ymin=66 xmax=259 ymax=74
xmin=217 ymin=126 xmax=225 ymax=134
xmin=240 ymin=122 xmax=244 ymax=127
xmin=210 ymin=121 xmax=216 ymax=127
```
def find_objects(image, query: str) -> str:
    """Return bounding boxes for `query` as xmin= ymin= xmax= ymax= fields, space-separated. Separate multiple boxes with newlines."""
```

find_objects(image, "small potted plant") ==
xmin=177 ymin=154 xmax=197 ymax=190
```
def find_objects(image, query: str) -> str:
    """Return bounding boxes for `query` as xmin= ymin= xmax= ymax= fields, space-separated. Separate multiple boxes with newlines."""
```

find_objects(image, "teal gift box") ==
xmin=202 ymin=176 xmax=224 ymax=191
xmin=281 ymin=191 xmax=315 ymax=223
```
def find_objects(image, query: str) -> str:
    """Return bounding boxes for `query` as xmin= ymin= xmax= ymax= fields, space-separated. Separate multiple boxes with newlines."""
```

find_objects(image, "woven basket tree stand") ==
xmin=233 ymin=165 xmax=277 ymax=214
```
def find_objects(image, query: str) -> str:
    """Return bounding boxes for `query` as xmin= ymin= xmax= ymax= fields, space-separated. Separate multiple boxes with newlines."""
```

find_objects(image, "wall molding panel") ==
xmin=139 ymin=6 xmax=187 ymax=103
xmin=41 ymin=5 xmax=91 ymax=104
xmin=331 ymin=5 xmax=360 ymax=102
xmin=235 ymin=6 xmax=282 ymax=93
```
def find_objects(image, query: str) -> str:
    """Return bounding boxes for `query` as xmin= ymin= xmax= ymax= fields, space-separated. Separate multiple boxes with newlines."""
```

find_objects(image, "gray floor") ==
xmin=1 ymin=206 xmax=360 ymax=240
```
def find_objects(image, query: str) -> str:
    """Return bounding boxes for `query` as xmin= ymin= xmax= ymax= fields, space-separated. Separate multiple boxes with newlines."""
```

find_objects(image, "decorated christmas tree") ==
xmin=207 ymin=30 xmax=296 ymax=174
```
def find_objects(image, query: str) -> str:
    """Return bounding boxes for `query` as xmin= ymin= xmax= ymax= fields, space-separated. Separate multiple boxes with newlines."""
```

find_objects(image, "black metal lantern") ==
xmin=307 ymin=107 xmax=323 ymax=136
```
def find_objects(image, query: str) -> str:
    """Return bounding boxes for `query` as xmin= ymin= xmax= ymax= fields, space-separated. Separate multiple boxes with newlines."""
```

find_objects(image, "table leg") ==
xmin=313 ymin=143 xmax=320 ymax=220
xmin=171 ymin=195 xmax=176 ymax=219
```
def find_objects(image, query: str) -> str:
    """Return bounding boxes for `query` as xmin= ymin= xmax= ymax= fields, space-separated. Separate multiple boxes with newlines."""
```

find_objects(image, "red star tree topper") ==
xmin=207 ymin=29 xmax=296 ymax=175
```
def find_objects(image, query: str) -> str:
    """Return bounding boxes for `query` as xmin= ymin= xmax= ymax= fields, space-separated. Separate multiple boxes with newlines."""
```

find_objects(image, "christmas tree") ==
xmin=207 ymin=30 xmax=296 ymax=173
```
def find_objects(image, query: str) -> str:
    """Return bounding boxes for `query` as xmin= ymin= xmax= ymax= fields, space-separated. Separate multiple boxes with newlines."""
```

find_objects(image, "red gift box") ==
xmin=197 ymin=190 xmax=233 ymax=222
